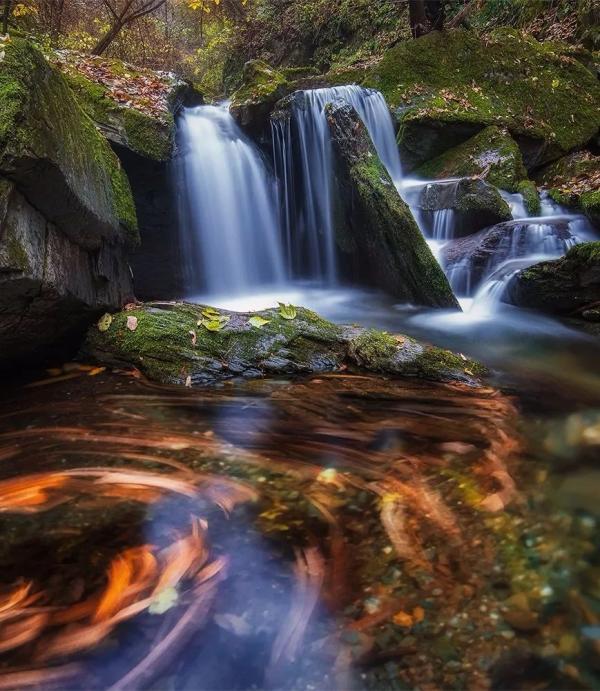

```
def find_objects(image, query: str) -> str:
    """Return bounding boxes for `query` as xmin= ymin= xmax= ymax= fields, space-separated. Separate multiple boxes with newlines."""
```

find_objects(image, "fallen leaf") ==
xmin=148 ymin=587 xmax=179 ymax=615
xmin=278 ymin=303 xmax=297 ymax=320
xmin=189 ymin=330 xmax=197 ymax=346
xmin=126 ymin=316 xmax=138 ymax=331
xmin=185 ymin=376 xmax=192 ymax=388
xmin=87 ymin=367 xmax=106 ymax=377
xmin=248 ymin=316 xmax=270 ymax=328
xmin=97 ymin=313 xmax=112 ymax=332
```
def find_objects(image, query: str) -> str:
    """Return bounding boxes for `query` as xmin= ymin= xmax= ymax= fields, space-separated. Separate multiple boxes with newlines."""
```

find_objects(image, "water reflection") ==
xmin=0 ymin=369 xmax=597 ymax=688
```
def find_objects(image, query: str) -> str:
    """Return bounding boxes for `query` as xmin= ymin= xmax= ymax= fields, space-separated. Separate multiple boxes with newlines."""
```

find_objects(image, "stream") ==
xmin=0 ymin=85 xmax=598 ymax=690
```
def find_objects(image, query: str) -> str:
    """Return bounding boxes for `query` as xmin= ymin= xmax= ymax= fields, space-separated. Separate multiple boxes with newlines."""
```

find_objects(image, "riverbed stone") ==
xmin=324 ymin=100 xmax=459 ymax=308
xmin=82 ymin=302 xmax=485 ymax=385
xmin=505 ymin=241 xmax=600 ymax=331
xmin=417 ymin=178 xmax=512 ymax=238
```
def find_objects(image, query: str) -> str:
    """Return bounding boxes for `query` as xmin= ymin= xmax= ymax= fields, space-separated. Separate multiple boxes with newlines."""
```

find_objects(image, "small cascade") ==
xmin=271 ymin=85 xmax=401 ymax=283
xmin=176 ymin=104 xmax=286 ymax=296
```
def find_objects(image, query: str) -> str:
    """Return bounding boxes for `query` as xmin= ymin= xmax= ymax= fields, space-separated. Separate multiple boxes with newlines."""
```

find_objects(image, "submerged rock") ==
xmin=324 ymin=100 xmax=459 ymax=308
xmin=505 ymin=242 xmax=600 ymax=331
xmin=417 ymin=178 xmax=512 ymax=238
xmin=0 ymin=40 xmax=136 ymax=366
xmin=82 ymin=302 xmax=485 ymax=385
xmin=230 ymin=60 xmax=289 ymax=138
xmin=365 ymin=29 xmax=600 ymax=171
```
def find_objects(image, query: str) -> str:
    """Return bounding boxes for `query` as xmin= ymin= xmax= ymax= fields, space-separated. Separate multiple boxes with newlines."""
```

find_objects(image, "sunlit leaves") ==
xmin=199 ymin=316 xmax=229 ymax=332
xmin=278 ymin=303 xmax=297 ymax=320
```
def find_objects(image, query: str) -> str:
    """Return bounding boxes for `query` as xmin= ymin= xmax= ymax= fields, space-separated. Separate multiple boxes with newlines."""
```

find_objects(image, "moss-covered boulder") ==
xmin=53 ymin=51 xmax=202 ymax=162
xmin=0 ymin=40 xmax=136 ymax=366
xmin=230 ymin=60 xmax=289 ymax=137
xmin=0 ymin=39 xmax=137 ymax=247
xmin=535 ymin=151 xmax=600 ymax=229
xmin=414 ymin=126 xmax=539 ymax=212
xmin=365 ymin=29 xmax=600 ymax=171
xmin=505 ymin=242 xmax=600 ymax=333
xmin=416 ymin=178 xmax=512 ymax=237
xmin=82 ymin=302 xmax=485 ymax=385
xmin=324 ymin=100 xmax=458 ymax=308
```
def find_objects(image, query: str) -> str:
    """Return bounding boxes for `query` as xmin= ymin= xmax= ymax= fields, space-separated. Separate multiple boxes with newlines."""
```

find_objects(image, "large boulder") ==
xmin=535 ymin=151 xmax=600 ymax=230
xmin=505 ymin=242 xmax=600 ymax=328
xmin=0 ymin=39 xmax=137 ymax=248
xmin=443 ymin=218 xmax=576 ymax=292
xmin=324 ymin=100 xmax=459 ymax=308
xmin=416 ymin=178 xmax=512 ymax=238
xmin=82 ymin=302 xmax=485 ymax=385
xmin=365 ymin=29 xmax=600 ymax=171
xmin=55 ymin=50 xmax=198 ymax=299
xmin=230 ymin=60 xmax=289 ymax=139
xmin=54 ymin=50 xmax=202 ymax=163
xmin=0 ymin=40 xmax=137 ymax=366
xmin=414 ymin=126 xmax=540 ymax=214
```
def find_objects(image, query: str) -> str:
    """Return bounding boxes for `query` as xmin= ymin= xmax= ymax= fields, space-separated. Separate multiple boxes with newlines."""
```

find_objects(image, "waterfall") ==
xmin=271 ymin=85 xmax=401 ymax=283
xmin=176 ymin=104 xmax=286 ymax=297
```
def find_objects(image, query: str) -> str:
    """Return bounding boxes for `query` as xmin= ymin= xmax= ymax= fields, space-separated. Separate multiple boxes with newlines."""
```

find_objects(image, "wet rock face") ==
xmin=417 ymin=178 xmax=512 ymax=238
xmin=324 ymin=100 xmax=459 ymax=309
xmin=505 ymin=242 xmax=600 ymax=328
xmin=0 ymin=182 xmax=133 ymax=366
xmin=82 ymin=302 xmax=485 ymax=386
xmin=443 ymin=218 xmax=575 ymax=291
xmin=0 ymin=40 xmax=136 ymax=367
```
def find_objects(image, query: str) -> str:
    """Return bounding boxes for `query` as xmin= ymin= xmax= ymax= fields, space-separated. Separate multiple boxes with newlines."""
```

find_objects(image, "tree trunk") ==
xmin=91 ymin=21 xmax=124 ymax=56
xmin=1 ymin=0 xmax=12 ymax=35
xmin=408 ymin=0 xmax=428 ymax=38
xmin=425 ymin=0 xmax=445 ymax=32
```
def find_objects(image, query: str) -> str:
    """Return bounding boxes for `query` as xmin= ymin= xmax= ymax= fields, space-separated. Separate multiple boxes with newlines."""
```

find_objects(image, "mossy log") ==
xmin=83 ymin=302 xmax=485 ymax=386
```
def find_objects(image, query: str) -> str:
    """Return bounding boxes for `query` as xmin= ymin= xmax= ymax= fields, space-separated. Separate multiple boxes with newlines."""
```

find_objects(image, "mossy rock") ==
xmin=365 ymin=29 xmax=600 ymax=171
xmin=417 ymin=178 xmax=512 ymax=237
xmin=415 ymin=126 xmax=529 ymax=192
xmin=324 ymin=100 xmax=459 ymax=308
xmin=0 ymin=38 xmax=137 ymax=247
xmin=82 ymin=302 xmax=485 ymax=385
xmin=230 ymin=60 xmax=289 ymax=135
xmin=60 ymin=70 xmax=173 ymax=162
xmin=536 ymin=151 xmax=600 ymax=228
xmin=505 ymin=241 xmax=600 ymax=326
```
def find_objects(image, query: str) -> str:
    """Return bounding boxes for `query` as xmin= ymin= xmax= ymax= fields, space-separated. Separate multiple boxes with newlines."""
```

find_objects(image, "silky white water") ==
xmin=271 ymin=85 xmax=402 ymax=283
xmin=176 ymin=104 xmax=286 ymax=296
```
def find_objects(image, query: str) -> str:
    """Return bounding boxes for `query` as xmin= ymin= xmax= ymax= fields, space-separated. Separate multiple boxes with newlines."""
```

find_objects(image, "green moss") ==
xmin=413 ymin=345 xmax=487 ymax=379
xmin=566 ymin=240 xmax=600 ymax=265
xmin=64 ymin=71 xmax=172 ymax=162
xmin=230 ymin=60 xmax=288 ymax=107
xmin=516 ymin=179 xmax=541 ymax=215
xmin=365 ymin=28 xmax=600 ymax=168
xmin=5 ymin=234 xmax=29 ymax=272
xmin=348 ymin=328 xmax=398 ymax=370
xmin=0 ymin=39 xmax=138 ymax=244
xmin=415 ymin=126 xmax=528 ymax=192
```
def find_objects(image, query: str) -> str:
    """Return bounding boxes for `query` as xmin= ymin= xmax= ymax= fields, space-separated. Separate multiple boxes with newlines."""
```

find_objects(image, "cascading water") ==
xmin=271 ymin=85 xmax=402 ymax=283
xmin=176 ymin=104 xmax=286 ymax=297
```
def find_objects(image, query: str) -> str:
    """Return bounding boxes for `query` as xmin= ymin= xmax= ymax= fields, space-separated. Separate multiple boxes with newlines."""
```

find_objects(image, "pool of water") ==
xmin=0 ymin=322 xmax=598 ymax=689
